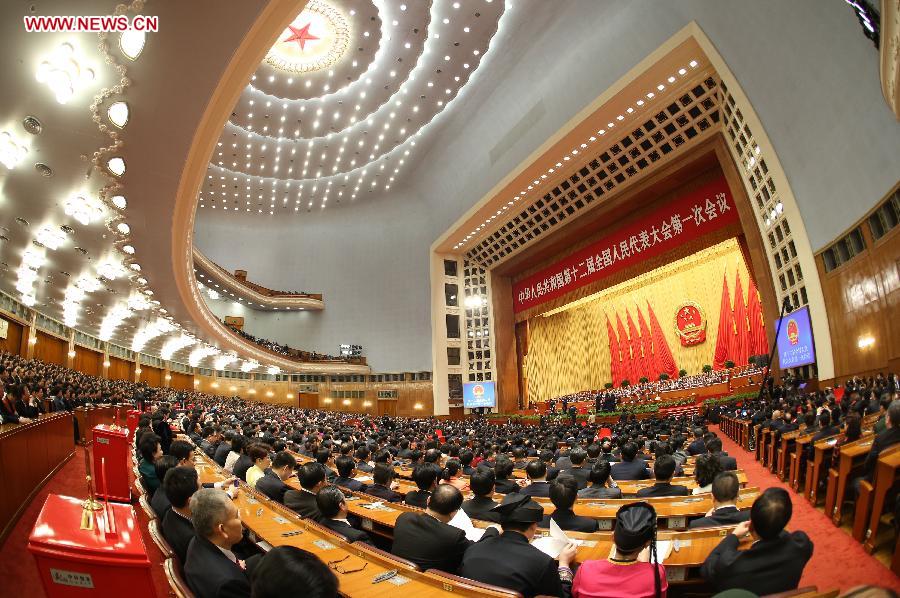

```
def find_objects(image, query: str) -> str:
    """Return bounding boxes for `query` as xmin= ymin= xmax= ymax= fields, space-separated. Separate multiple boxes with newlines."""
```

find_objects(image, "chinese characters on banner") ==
xmin=512 ymin=176 xmax=739 ymax=313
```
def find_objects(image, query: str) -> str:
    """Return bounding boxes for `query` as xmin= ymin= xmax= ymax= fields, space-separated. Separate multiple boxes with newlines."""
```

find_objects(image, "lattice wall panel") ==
xmin=465 ymin=72 xmax=722 ymax=268
xmin=719 ymin=84 xmax=808 ymax=311
xmin=462 ymin=259 xmax=494 ymax=382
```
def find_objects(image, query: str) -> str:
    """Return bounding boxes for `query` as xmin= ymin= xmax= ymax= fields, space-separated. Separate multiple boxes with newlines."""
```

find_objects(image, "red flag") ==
xmin=733 ymin=272 xmax=749 ymax=367
xmin=747 ymin=276 xmax=768 ymax=356
xmin=606 ymin=316 xmax=621 ymax=386
xmin=615 ymin=313 xmax=633 ymax=385
xmin=647 ymin=302 xmax=678 ymax=378
xmin=636 ymin=306 xmax=659 ymax=379
xmin=713 ymin=274 xmax=732 ymax=370
xmin=626 ymin=309 xmax=646 ymax=381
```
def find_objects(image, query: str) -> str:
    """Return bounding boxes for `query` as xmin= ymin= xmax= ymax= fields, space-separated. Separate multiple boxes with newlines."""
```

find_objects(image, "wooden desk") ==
xmin=532 ymin=489 xmax=759 ymax=530
xmin=777 ymin=430 xmax=802 ymax=480
xmin=0 ymin=412 xmax=74 ymax=543
xmin=789 ymin=431 xmax=818 ymax=490
xmin=826 ymin=436 xmax=874 ymax=525
xmin=804 ymin=434 xmax=844 ymax=503
xmin=194 ymin=456 xmax=511 ymax=597
xmin=862 ymin=448 xmax=900 ymax=553
xmin=194 ymin=452 xmax=748 ymax=589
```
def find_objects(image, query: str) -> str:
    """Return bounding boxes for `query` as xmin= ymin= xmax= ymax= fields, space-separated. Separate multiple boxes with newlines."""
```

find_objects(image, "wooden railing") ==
xmin=0 ymin=412 xmax=74 ymax=543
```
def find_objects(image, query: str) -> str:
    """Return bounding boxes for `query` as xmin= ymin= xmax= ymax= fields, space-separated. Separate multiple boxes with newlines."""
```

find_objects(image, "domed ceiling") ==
xmin=197 ymin=0 xmax=507 ymax=215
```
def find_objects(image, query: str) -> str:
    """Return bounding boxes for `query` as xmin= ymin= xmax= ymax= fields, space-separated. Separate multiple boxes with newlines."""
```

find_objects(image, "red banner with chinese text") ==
xmin=512 ymin=176 xmax=738 ymax=313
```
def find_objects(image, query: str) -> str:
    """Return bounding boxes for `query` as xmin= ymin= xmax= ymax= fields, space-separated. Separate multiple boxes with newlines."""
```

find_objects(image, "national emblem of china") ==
xmin=472 ymin=384 xmax=485 ymax=398
xmin=787 ymin=318 xmax=800 ymax=345
xmin=674 ymin=302 xmax=707 ymax=347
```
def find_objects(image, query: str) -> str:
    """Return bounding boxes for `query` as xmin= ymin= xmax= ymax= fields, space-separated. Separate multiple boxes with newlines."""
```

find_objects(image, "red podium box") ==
xmin=92 ymin=424 xmax=131 ymax=503
xmin=28 ymin=494 xmax=157 ymax=598
xmin=126 ymin=409 xmax=141 ymax=438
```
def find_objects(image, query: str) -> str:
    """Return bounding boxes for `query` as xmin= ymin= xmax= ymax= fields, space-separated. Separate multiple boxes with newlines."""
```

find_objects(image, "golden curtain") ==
xmin=527 ymin=238 xmax=751 ymax=402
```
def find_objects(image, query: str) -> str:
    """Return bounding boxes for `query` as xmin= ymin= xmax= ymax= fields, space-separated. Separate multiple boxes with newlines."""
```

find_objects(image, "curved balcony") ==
xmin=222 ymin=321 xmax=367 ymax=366
xmin=193 ymin=248 xmax=325 ymax=311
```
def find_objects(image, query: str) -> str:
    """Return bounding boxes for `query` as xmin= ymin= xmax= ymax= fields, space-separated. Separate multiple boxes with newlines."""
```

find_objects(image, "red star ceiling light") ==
xmin=283 ymin=23 xmax=319 ymax=52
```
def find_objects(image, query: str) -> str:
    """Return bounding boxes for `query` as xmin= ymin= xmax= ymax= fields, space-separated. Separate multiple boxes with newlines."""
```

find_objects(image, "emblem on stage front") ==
xmin=674 ymin=302 xmax=706 ymax=346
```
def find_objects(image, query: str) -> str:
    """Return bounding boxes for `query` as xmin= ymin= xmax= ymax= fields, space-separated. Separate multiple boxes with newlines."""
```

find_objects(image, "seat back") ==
xmin=164 ymin=558 xmax=194 ymax=598
xmin=148 ymin=519 xmax=173 ymax=559
xmin=138 ymin=494 xmax=156 ymax=520
xmin=424 ymin=569 xmax=523 ymax=598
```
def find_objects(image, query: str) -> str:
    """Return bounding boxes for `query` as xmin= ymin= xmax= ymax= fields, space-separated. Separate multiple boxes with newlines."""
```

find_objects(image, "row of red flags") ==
xmin=604 ymin=271 xmax=768 ymax=386
xmin=606 ymin=304 xmax=679 ymax=385
xmin=712 ymin=271 xmax=768 ymax=369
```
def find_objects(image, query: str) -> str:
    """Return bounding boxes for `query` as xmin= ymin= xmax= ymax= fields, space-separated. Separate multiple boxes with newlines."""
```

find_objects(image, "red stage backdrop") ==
xmin=512 ymin=176 xmax=738 ymax=312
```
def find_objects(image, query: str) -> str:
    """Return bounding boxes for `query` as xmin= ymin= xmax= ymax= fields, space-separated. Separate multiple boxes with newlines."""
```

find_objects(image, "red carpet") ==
xmin=0 ymin=447 xmax=169 ymax=597
xmin=716 ymin=426 xmax=900 ymax=593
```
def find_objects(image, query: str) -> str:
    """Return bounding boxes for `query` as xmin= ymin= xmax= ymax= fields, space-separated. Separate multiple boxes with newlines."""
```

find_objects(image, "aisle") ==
xmin=0 ymin=448 xmax=169 ymax=597
xmin=716 ymin=426 xmax=900 ymax=593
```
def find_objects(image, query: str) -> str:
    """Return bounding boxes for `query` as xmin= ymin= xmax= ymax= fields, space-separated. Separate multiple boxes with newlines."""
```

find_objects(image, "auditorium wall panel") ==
xmin=34 ymin=331 xmax=65 ymax=365
xmin=169 ymin=372 xmax=194 ymax=391
xmin=73 ymin=346 xmax=102 ymax=377
xmin=192 ymin=375 xmax=433 ymax=415
xmin=816 ymin=205 xmax=900 ymax=381
xmin=107 ymin=356 xmax=134 ymax=382
xmin=0 ymin=315 xmax=24 ymax=356
xmin=526 ymin=238 xmax=751 ymax=402
xmin=140 ymin=365 xmax=163 ymax=388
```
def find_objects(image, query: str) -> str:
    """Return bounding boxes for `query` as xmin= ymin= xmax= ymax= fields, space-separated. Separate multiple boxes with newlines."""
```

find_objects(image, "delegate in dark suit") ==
xmin=284 ymin=489 xmax=322 ymax=521
xmin=213 ymin=443 xmax=231 ymax=467
xmin=519 ymin=481 xmax=551 ymax=498
xmin=461 ymin=496 xmax=501 ymax=523
xmin=183 ymin=535 xmax=251 ymax=598
xmin=610 ymin=459 xmax=649 ymax=480
xmin=333 ymin=476 xmax=367 ymax=493
xmin=713 ymin=452 xmax=738 ymax=472
xmin=539 ymin=508 xmax=598 ymax=533
xmin=255 ymin=471 xmax=289 ymax=503
xmin=493 ymin=478 xmax=520 ymax=494
xmin=320 ymin=518 xmax=373 ymax=544
xmin=459 ymin=531 xmax=565 ymax=597
xmin=161 ymin=509 xmax=195 ymax=563
xmin=701 ymin=530 xmax=813 ymax=595
xmin=687 ymin=438 xmax=707 ymax=456
xmin=366 ymin=483 xmax=403 ymax=503
xmin=636 ymin=482 xmax=690 ymax=498
xmin=688 ymin=506 xmax=751 ymax=529
xmin=391 ymin=511 xmax=497 ymax=572
xmin=557 ymin=467 xmax=591 ymax=490
xmin=150 ymin=487 xmax=172 ymax=518
xmin=577 ymin=485 xmax=622 ymax=499
xmin=863 ymin=427 xmax=900 ymax=481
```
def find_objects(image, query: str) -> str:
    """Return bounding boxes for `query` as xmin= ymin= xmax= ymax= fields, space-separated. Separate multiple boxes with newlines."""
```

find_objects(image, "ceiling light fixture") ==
xmin=107 ymin=101 xmax=129 ymax=127
xmin=0 ymin=131 xmax=28 ymax=169
xmin=120 ymin=30 xmax=146 ymax=60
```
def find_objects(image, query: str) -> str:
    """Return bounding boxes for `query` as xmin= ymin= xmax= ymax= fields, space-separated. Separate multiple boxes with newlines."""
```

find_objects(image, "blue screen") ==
xmin=463 ymin=382 xmax=496 ymax=408
xmin=775 ymin=306 xmax=816 ymax=368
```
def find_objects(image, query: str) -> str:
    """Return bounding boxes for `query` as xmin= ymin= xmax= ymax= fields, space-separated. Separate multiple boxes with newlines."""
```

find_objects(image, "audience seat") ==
xmin=138 ymin=494 xmax=156 ymax=520
xmin=164 ymin=558 xmax=194 ymax=598
xmin=424 ymin=569 xmax=524 ymax=598
xmin=147 ymin=519 xmax=173 ymax=559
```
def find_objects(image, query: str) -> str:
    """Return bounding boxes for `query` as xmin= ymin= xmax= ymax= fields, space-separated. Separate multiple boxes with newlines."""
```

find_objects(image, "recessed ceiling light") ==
xmin=107 ymin=102 xmax=129 ymax=127
xmin=119 ymin=30 xmax=145 ymax=60
xmin=111 ymin=195 xmax=127 ymax=209
xmin=116 ymin=222 xmax=130 ymax=234
xmin=107 ymin=157 xmax=126 ymax=176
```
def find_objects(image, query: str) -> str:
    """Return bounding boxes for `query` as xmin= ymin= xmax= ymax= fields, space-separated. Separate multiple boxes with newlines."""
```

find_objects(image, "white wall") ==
xmin=195 ymin=0 xmax=900 ymax=372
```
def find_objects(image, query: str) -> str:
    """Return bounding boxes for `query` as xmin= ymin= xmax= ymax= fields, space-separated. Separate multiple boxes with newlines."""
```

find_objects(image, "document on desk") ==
xmin=531 ymin=520 xmax=582 ymax=558
xmin=654 ymin=540 xmax=673 ymax=562
xmin=448 ymin=509 xmax=486 ymax=542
